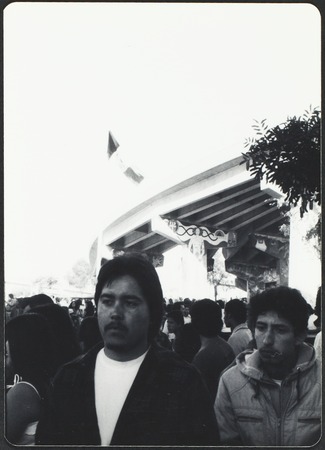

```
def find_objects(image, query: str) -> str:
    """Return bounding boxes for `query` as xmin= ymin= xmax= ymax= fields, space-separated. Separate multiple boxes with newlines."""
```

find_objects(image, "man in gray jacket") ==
xmin=215 ymin=286 xmax=321 ymax=446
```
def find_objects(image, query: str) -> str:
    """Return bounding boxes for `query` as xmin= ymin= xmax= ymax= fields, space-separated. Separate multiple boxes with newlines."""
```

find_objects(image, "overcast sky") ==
xmin=4 ymin=3 xmax=321 ymax=288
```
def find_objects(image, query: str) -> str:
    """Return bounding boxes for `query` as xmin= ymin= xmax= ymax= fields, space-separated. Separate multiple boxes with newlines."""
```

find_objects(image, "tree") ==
xmin=304 ymin=213 xmax=321 ymax=258
xmin=208 ymin=249 xmax=234 ymax=300
xmin=33 ymin=275 xmax=58 ymax=290
xmin=67 ymin=259 xmax=92 ymax=290
xmin=242 ymin=107 xmax=321 ymax=218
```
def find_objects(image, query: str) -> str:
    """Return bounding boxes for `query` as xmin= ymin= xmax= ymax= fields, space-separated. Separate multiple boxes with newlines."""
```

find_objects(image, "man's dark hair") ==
xmin=190 ymin=299 xmax=223 ymax=337
xmin=225 ymin=299 xmax=248 ymax=324
xmin=248 ymin=286 xmax=309 ymax=335
xmin=167 ymin=310 xmax=184 ymax=327
xmin=94 ymin=253 xmax=164 ymax=342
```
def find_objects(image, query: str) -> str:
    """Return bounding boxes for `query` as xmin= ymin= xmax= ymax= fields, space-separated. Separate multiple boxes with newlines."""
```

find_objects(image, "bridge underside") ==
xmin=91 ymin=156 xmax=289 ymax=296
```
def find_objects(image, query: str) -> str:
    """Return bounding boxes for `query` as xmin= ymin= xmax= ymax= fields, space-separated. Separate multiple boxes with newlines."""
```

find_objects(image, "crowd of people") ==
xmin=5 ymin=253 xmax=322 ymax=446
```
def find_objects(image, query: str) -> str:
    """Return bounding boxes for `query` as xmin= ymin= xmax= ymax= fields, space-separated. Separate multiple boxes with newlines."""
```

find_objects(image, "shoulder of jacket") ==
xmin=220 ymin=363 xmax=250 ymax=390
xmin=150 ymin=345 xmax=200 ymax=379
xmin=53 ymin=345 xmax=102 ymax=384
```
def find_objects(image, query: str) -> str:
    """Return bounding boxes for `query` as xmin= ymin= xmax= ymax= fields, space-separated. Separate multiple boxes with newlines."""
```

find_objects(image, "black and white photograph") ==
xmin=3 ymin=2 xmax=322 ymax=447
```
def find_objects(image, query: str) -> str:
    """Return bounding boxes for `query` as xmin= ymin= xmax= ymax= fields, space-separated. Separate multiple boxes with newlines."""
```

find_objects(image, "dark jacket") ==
xmin=36 ymin=342 xmax=219 ymax=446
xmin=192 ymin=336 xmax=235 ymax=402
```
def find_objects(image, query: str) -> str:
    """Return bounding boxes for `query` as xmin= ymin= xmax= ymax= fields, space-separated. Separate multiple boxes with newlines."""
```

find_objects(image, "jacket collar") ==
xmin=237 ymin=342 xmax=316 ymax=382
xmin=232 ymin=323 xmax=250 ymax=333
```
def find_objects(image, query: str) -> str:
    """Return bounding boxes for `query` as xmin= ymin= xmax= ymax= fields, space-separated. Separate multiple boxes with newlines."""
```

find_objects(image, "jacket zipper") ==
xmin=276 ymin=417 xmax=281 ymax=445
xmin=278 ymin=379 xmax=295 ymax=445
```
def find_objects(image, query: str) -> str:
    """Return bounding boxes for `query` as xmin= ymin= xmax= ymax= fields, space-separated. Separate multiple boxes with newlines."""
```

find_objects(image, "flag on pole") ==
xmin=107 ymin=131 xmax=144 ymax=184
xmin=107 ymin=131 xmax=120 ymax=158
xmin=124 ymin=166 xmax=144 ymax=184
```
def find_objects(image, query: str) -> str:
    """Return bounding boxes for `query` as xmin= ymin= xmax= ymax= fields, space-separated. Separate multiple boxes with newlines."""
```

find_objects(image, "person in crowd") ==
xmin=162 ymin=301 xmax=180 ymax=334
xmin=224 ymin=299 xmax=253 ymax=356
xmin=165 ymin=307 xmax=200 ymax=360
xmin=5 ymin=294 xmax=17 ymax=322
xmin=215 ymin=286 xmax=321 ymax=446
xmin=182 ymin=300 xmax=192 ymax=324
xmin=191 ymin=299 xmax=235 ymax=401
xmin=78 ymin=316 xmax=103 ymax=353
xmin=5 ymin=313 xmax=57 ymax=445
xmin=30 ymin=303 xmax=81 ymax=369
xmin=166 ymin=309 xmax=184 ymax=349
xmin=175 ymin=322 xmax=201 ymax=362
xmin=36 ymin=253 xmax=219 ymax=446
xmin=83 ymin=299 xmax=95 ymax=318
xmin=7 ymin=293 xmax=16 ymax=306
xmin=9 ymin=297 xmax=26 ymax=318
xmin=68 ymin=299 xmax=83 ymax=330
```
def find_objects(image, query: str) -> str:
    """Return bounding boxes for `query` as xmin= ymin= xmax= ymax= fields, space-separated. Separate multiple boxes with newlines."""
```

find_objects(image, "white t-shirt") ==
xmin=94 ymin=348 xmax=147 ymax=445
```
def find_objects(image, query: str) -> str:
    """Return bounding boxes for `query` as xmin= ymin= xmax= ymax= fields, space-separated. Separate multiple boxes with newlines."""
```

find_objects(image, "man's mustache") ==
xmin=260 ymin=348 xmax=283 ymax=358
xmin=104 ymin=322 xmax=128 ymax=333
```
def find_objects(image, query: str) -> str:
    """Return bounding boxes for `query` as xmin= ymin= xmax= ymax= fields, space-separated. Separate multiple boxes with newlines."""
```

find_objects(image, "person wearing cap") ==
xmin=36 ymin=253 xmax=219 ymax=446
xmin=214 ymin=286 xmax=321 ymax=446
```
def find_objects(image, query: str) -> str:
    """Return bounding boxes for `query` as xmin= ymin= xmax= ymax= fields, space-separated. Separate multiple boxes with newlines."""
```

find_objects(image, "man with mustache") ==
xmin=36 ymin=253 xmax=219 ymax=445
xmin=215 ymin=286 xmax=321 ymax=446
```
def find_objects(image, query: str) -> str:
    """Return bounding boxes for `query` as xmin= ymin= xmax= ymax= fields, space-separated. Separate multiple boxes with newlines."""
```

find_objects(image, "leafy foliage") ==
xmin=207 ymin=249 xmax=234 ymax=298
xmin=33 ymin=275 xmax=58 ymax=289
xmin=67 ymin=259 xmax=92 ymax=289
xmin=242 ymin=107 xmax=321 ymax=218
xmin=304 ymin=215 xmax=321 ymax=258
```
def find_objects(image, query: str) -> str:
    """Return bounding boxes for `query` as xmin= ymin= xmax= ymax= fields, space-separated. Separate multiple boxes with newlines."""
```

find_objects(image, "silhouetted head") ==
xmin=224 ymin=299 xmax=248 ymax=328
xmin=23 ymin=293 xmax=54 ymax=313
xmin=30 ymin=303 xmax=81 ymax=368
xmin=191 ymin=299 xmax=223 ymax=337
xmin=167 ymin=310 xmax=184 ymax=334
xmin=5 ymin=313 xmax=56 ymax=395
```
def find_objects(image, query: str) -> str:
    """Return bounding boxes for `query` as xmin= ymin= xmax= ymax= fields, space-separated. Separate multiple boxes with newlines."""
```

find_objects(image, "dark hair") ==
xmin=167 ymin=310 xmax=184 ymax=326
xmin=84 ymin=300 xmax=95 ymax=318
xmin=24 ymin=294 xmax=54 ymax=310
xmin=94 ymin=253 xmax=164 ymax=341
xmin=225 ymin=299 xmax=248 ymax=324
xmin=175 ymin=323 xmax=201 ymax=363
xmin=248 ymin=286 xmax=309 ymax=335
xmin=30 ymin=304 xmax=81 ymax=369
xmin=5 ymin=313 xmax=56 ymax=397
xmin=190 ymin=299 xmax=223 ymax=337
xmin=78 ymin=316 xmax=102 ymax=353
xmin=171 ymin=302 xmax=182 ymax=311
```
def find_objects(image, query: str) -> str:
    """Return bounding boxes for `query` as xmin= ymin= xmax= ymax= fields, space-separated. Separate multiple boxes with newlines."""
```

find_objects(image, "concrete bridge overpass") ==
xmin=90 ymin=155 xmax=289 ymax=298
